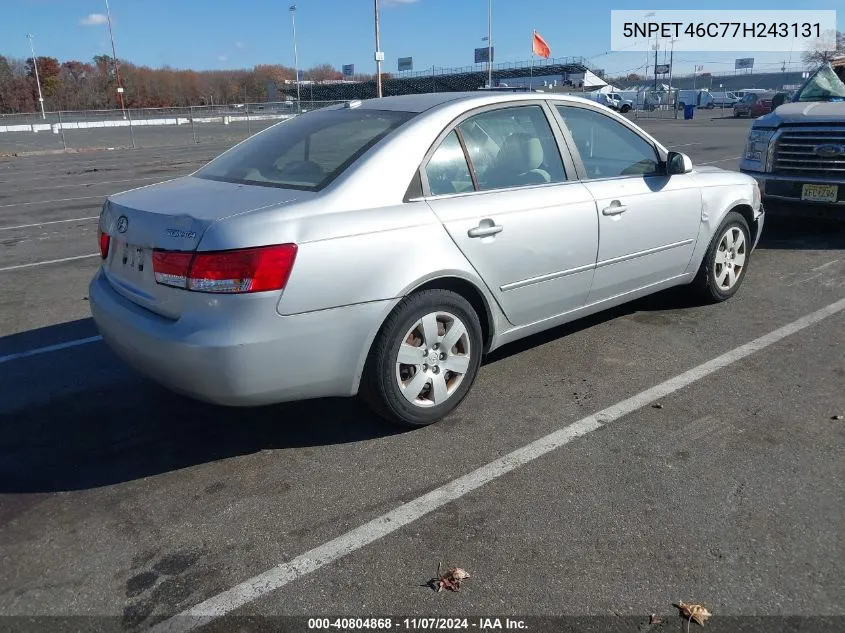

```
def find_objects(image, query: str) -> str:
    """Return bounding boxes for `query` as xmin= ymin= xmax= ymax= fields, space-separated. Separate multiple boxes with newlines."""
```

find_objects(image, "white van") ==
xmin=710 ymin=91 xmax=741 ymax=107
xmin=676 ymin=89 xmax=714 ymax=110
xmin=579 ymin=91 xmax=615 ymax=109
xmin=733 ymin=89 xmax=769 ymax=101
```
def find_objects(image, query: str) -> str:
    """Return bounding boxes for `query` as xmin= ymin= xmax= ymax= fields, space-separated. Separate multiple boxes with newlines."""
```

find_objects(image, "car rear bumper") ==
xmin=89 ymin=269 xmax=392 ymax=406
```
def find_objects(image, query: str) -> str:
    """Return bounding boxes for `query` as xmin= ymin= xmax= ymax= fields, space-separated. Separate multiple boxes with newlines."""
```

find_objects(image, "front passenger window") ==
xmin=556 ymin=105 xmax=660 ymax=179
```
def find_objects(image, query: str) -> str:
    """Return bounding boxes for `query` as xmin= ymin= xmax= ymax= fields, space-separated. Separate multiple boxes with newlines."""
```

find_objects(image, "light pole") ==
xmin=692 ymin=65 xmax=703 ymax=90
xmin=653 ymin=41 xmax=659 ymax=92
xmin=289 ymin=5 xmax=300 ymax=105
xmin=667 ymin=38 xmax=677 ymax=113
xmin=104 ymin=0 xmax=127 ymax=119
xmin=644 ymin=11 xmax=655 ymax=79
xmin=487 ymin=0 xmax=492 ymax=88
xmin=26 ymin=34 xmax=46 ymax=119
xmin=374 ymin=0 xmax=383 ymax=98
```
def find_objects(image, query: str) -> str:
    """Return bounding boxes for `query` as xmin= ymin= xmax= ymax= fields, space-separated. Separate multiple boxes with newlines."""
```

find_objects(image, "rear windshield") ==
xmin=195 ymin=108 xmax=415 ymax=191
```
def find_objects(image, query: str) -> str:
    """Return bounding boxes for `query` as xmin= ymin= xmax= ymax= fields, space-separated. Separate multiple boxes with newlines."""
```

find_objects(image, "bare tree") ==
xmin=0 ymin=53 xmax=349 ymax=112
xmin=802 ymin=30 xmax=844 ymax=67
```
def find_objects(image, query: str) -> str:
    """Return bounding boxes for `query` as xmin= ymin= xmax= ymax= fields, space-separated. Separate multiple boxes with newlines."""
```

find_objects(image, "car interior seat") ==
xmin=483 ymin=132 xmax=551 ymax=188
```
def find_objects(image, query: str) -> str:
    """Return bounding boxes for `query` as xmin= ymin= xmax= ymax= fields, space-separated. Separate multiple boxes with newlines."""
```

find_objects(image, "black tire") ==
xmin=621 ymin=104 xmax=631 ymax=113
xmin=690 ymin=211 xmax=752 ymax=303
xmin=360 ymin=289 xmax=483 ymax=427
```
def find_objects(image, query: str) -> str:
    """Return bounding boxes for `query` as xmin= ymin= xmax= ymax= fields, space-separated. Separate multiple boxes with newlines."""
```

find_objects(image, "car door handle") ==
xmin=467 ymin=223 xmax=504 ymax=238
xmin=602 ymin=202 xmax=628 ymax=216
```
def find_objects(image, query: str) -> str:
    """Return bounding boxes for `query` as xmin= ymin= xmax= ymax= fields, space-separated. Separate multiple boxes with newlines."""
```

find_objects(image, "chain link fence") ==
xmin=630 ymin=89 xmax=679 ymax=120
xmin=0 ymin=101 xmax=348 ymax=154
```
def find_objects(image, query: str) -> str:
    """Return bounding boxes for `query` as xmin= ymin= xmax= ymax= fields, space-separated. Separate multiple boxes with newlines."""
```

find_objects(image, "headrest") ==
xmin=494 ymin=132 xmax=544 ymax=173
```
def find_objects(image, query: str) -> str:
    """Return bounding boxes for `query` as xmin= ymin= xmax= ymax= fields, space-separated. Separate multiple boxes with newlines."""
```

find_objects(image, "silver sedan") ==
xmin=90 ymin=92 xmax=764 ymax=426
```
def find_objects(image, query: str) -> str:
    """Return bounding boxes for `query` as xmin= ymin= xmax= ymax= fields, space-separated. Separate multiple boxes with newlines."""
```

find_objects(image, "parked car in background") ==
xmin=734 ymin=92 xmax=776 ymax=118
xmin=91 ymin=92 xmax=764 ymax=427
xmin=740 ymin=62 xmax=845 ymax=216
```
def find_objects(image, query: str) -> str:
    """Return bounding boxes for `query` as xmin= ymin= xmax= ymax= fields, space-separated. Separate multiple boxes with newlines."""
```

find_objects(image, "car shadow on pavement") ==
xmin=1 ymin=320 xmax=402 ymax=494
xmin=757 ymin=215 xmax=845 ymax=250
xmin=3 ymin=210 xmax=841 ymax=495
xmin=484 ymin=285 xmax=704 ymax=366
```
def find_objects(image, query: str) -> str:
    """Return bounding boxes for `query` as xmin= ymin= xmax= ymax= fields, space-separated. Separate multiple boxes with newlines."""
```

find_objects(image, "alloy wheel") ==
xmin=713 ymin=226 xmax=747 ymax=291
xmin=394 ymin=311 xmax=471 ymax=408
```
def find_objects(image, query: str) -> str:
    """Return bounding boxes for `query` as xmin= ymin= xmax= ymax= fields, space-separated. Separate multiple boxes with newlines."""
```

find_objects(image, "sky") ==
xmin=1 ymin=0 xmax=842 ymax=78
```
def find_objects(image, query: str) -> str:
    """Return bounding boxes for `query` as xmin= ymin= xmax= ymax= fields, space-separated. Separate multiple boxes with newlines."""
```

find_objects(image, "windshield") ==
xmin=795 ymin=65 xmax=845 ymax=102
xmin=196 ymin=108 xmax=415 ymax=191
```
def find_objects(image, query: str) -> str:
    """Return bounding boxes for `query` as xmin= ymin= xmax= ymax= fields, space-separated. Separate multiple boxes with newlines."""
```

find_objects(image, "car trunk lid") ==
xmin=100 ymin=176 xmax=302 ymax=318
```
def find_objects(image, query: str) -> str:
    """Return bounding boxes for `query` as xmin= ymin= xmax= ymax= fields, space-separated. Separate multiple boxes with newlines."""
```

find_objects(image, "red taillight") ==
xmin=98 ymin=230 xmax=110 ymax=259
xmin=152 ymin=244 xmax=297 ymax=294
xmin=152 ymin=251 xmax=193 ymax=289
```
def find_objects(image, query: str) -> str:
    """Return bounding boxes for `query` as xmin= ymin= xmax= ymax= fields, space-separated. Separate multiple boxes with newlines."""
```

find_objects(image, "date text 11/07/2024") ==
xmin=307 ymin=618 xmax=528 ymax=630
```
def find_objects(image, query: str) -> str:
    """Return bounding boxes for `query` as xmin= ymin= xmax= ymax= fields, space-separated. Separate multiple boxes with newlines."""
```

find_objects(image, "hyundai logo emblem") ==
xmin=116 ymin=215 xmax=129 ymax=233
xmin=814 ymin=144 xmax=845 ymax=158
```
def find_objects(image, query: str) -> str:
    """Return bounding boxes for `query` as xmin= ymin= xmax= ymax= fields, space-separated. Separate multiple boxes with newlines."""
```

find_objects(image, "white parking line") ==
xmin=0 ymin=216 xmax=98 ymax=232
xmin=0 ymin=195 xmax=103 ymax=209
xmin=150 ymin=297 xmax=845 ymax=633
xmin=0 ymin=253 xmax=100 ymax=272
xmin=0 ymin=336 xmax=102 ymax=365
xmin=813 ymin=259 xmax=840 ymax=272
xmin=26 ymin=175 xmax=168 ymax=191
xmin=666 ymin=142 xmax=704 ymax=148
xmin=700 ymin=155 xmax=742 ymax=165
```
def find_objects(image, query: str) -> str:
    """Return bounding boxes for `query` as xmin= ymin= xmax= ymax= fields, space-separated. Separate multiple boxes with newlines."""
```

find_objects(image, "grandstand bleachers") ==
xmin=275 ymin=58 xmax=594 ymax=101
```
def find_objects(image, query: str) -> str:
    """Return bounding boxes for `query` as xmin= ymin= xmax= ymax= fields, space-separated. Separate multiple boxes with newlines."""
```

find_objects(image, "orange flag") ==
xmin=533 ymin=30 xmax=551 ymax=59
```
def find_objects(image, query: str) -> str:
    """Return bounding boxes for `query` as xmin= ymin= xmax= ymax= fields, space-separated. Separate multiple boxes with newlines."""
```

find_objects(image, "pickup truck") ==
xmin=579 ymin=91 xmax=633 ymax=113
xmin=607 ymin=93 xmax=633 ymax=113
xmin=739 ymin=62 xmax=845 ymax=217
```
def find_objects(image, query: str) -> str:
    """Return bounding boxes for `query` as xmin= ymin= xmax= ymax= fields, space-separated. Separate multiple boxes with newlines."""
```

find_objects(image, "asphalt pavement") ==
xmin=0 ymin=114 xmax=843 ymax=633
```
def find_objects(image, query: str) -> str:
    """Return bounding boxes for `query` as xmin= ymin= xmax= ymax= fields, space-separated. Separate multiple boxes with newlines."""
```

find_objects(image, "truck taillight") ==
xmin=98 ymin=230 xmax=110 ymax=259
xmin=152 ymin=244 xmax=298 ymax=293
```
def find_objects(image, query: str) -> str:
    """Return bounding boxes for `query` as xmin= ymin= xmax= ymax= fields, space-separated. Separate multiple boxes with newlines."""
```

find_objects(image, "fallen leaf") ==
xmin=676 ymin=602 xmax=712 ymax=626
xmin=831 ymin=415 xmax=844 ymax=421
xmin=449 ymin=568 xmax=471 ymax=581
xmin=650 ymin=613 xmax=662 ymax=624
xmin=428 ymin=564 xmax=471 ymax=592
xmin=652 ymin=403 xmax=664 ymax=409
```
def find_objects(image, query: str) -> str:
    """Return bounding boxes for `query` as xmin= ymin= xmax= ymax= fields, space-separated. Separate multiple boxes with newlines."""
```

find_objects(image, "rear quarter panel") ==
xmin=198 ymin=196 xmax=501 ymax=318
xmin=276 ymin=202 xmax=499 ymax=316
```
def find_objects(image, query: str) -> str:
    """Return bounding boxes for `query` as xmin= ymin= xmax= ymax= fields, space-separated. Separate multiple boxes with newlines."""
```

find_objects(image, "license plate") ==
xmin=114 ymin=240 xmax=147 ymax=273
xmin=801 ymin=184 xmax=838 ymax=203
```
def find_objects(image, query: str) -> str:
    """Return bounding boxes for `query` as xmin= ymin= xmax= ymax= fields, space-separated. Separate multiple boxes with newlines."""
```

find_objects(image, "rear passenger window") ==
xmin=425 ymin=131 xmax=474 ymax=196
xmin=458 ymin=105 xmax=566 ymax=190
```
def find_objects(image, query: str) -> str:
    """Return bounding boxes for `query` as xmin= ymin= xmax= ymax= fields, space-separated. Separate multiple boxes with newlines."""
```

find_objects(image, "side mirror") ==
xmin=667 ymin=151 xmax=693 ymax=175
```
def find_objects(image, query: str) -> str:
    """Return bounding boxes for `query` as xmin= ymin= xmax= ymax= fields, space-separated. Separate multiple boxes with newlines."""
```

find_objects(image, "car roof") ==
xmin=353 ymin=91 xmax=611 ymax=114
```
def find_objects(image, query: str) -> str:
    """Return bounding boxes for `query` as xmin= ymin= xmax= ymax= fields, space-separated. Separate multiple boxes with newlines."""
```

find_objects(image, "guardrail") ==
xmin=0 ymin=101 xmax=349 ymax=154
